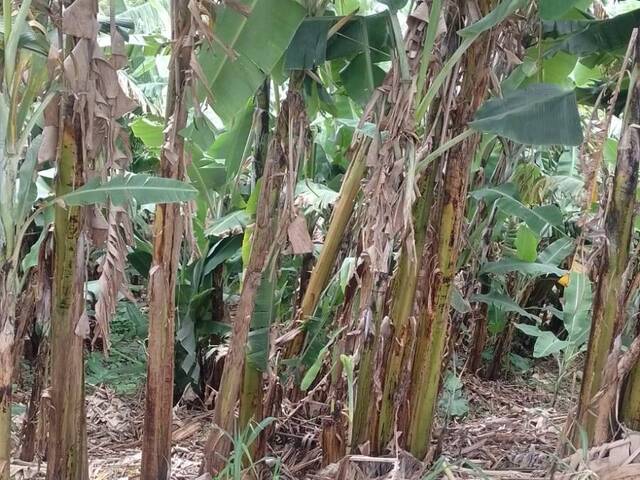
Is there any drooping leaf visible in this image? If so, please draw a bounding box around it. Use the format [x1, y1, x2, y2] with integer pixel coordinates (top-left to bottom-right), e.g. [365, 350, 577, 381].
[300, 344, 329, 391]
[515, 323, 544, 337]
[326, 12, 392, 62]
[471, 184, 565, 235]
[241, 224, 254, 267]
[529, 205, 565, 236]
[296, 180, 339, 212]
[188, 155, 227, 200]
[470, 83, 583, 146]
[286, 13, 392, 69]
[285, 17, 332, 70]
[377, 0, 408, 11]
[181, 115, 217, 153]
[16, 136, 41, 226]
[339, 257, 356, 294]
[537, 51, 578, 87]
[197, 0, 306, 122]
[119, 1, 170, 36]
[539, 0, 586, 20]
[59, 174, 198, 206]
[533, 331, 569, 357]
[472, 292, 539, 321]
[203, 235, 243, 276]
[488, 304, 507, 335]
[205, 210, 252, 238]
[458, 0, 527, 38]
[0, 15, 49, 56]
[21, 209, 52, 272]
[510, 353, 532, 372]
[340, 53, 386, 105]
[543, 8, 640, 56]
[480, 258, 566, 277]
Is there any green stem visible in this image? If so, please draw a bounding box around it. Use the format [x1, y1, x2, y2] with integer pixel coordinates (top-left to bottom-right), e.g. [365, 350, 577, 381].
[376, 164, 437, 452]
[287, 143, 367, 357]
[416, 128, 475, 172]
[583, 62, 640, 445]
[415, 0, 444, 98]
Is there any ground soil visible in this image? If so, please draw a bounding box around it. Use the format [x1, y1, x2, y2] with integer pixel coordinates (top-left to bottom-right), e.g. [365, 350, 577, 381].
[9, 360, 583, 479]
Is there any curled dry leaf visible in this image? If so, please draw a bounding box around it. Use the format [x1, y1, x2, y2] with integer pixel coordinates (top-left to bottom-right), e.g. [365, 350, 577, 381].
[62, 0, 99, 39]
[94, 206, 134, 349]
[288, 214, 314, 255]
[74, 310, 91, 339]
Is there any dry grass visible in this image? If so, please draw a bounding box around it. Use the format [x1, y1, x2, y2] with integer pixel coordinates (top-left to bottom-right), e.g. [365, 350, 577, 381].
[9, 363, 640, 479]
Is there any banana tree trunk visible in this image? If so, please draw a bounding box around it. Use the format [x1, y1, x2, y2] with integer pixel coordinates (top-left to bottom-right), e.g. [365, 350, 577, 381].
[405, 20, 493, 458]
[47, 121, 89, 480]
[376, 165, 437, 451]
[0, 157, 18, 480]
[20, 339, 48, 462]
[0, 289, 15, 480]
[202, 89, 306, 475]
[579, 55, 640, 445]
[239, 78, 275, 442]
[141, 1, 192, 478]
[468, 284, 489, 375]
[287, 143, 367, 357]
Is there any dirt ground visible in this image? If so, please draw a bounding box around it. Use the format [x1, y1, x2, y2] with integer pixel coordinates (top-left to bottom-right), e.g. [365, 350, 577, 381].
[9, 360, 597, 480]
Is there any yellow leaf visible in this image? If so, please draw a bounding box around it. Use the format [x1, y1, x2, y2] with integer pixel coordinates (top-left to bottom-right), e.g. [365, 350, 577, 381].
[558, 274, 570, 287]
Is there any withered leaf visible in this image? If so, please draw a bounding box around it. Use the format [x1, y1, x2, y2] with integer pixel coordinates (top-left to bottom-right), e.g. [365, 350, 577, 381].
[75, 310, 91, 339]
[38, 126, 58, 163]
[62, 0, 99, 39]
[288, 214, 314, 255]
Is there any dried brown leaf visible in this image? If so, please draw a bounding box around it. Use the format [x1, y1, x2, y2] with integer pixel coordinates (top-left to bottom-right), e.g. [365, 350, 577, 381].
[62, 0, 99, 39]
[288, 214, 314, 255]
[93, 207, 134, 349]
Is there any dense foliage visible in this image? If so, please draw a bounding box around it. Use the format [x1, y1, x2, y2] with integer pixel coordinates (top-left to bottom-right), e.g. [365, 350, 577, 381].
[2, 0, 640, 479]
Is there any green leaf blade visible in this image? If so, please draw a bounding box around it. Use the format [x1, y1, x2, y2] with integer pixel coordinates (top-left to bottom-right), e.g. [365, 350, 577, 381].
[470, 83, 583, 146]
[60, 174, 198, 206]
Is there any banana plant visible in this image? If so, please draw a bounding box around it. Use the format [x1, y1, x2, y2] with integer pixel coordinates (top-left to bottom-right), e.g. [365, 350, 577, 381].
[0, 2, 53, 475]
[0, 4, 195, 472]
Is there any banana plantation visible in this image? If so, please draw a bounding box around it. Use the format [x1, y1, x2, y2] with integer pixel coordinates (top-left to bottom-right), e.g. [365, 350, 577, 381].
[4, 0, 640, 478]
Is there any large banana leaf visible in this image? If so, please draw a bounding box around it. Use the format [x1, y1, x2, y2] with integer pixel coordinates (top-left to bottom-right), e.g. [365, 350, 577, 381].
[534, 331, 569, 357]
[458, 0, 527, 38]
[471, 183, 565, 236]
[515, 322, 569, 358]
[470, 83, 583, 146]
[538, 238, 574, 265]
[543, 8, 640, 56]
[59, 174, 197, 206]
[480, 258, 566, 276]
[472, 291, 539, 321]
[285, 12, 392, 70]
[538, 0, 587, 20]
[209, 101, 254, 178]
[202, 235, 243, 276]
[197, 0, 306, 123]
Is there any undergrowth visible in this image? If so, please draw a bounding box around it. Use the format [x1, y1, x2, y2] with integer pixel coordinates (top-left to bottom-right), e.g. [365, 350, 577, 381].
[86, 301, 148, 396]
